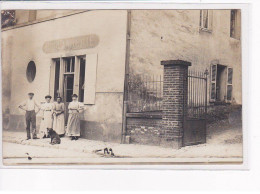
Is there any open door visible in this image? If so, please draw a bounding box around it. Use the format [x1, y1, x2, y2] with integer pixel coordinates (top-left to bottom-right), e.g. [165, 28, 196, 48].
[62, 57, 75, 124]
[63, 74, 74, 124]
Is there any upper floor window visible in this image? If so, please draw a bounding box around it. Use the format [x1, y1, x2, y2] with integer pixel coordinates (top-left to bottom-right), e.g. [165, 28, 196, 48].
[199, 10, 213, 32]
[1, 10, 16, 28]
[230, 10, 241, 40]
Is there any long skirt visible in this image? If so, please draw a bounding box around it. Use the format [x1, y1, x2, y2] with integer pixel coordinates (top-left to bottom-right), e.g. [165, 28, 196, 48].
[53, 113, 65, 135]
[39, 111, 53, 138]
[66, 113, 80, 137]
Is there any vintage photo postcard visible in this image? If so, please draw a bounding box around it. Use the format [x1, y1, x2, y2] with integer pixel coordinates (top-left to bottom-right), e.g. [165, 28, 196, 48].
[1, 7, 245, 166]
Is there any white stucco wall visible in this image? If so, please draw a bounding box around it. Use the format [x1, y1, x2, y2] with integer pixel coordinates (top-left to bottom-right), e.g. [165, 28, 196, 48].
[129, 10, 242, 104]
[2, 10, 127, 127]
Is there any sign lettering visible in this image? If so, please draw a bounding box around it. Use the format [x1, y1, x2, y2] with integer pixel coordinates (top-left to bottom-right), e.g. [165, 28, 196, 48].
[43, 34, 99, 53]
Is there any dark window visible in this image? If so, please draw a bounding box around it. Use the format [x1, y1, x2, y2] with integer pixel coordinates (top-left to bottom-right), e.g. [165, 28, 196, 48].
[230, 10, 236, 38]
[1, 10, 16, 28]
[230, 10, 241, 39]
[26, 61, 36, 83]
[64, 57, 75, 73]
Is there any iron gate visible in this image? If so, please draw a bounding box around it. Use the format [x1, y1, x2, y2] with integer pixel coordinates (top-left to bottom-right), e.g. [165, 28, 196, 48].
[183, 69, 208, 146]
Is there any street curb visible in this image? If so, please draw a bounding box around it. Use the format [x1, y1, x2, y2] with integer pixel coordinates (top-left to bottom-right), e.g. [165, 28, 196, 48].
[3, 136, 128, 158]
[3, 136, 94, 155]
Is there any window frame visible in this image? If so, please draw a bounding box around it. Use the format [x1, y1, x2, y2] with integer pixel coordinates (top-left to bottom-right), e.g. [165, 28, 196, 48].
[26, 61, 37, 83]
[209, 64, 233, 104]
[230, 9, 241, 40]
[50, 54, 97, 105]
[199, 9, 213, 33]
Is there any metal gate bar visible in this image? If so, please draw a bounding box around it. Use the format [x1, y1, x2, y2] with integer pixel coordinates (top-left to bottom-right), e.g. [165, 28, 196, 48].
[183, 69, 208, 146]
[187, 70, 208, 119]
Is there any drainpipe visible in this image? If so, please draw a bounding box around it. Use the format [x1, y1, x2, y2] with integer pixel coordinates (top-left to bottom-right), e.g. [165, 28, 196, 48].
[121, 10, 131, 144]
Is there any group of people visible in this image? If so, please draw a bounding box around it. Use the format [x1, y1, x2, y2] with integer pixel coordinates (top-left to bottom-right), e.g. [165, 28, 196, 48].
[18, 92, 84, 141]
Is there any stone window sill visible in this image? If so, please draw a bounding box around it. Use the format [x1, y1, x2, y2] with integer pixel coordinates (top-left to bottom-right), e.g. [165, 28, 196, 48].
[199, 27, 212, 33]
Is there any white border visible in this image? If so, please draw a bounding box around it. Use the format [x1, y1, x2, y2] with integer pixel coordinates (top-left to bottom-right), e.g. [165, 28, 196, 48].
[0, 1, 249, 170]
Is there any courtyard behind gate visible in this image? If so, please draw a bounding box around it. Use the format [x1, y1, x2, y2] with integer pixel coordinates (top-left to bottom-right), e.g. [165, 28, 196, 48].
[123, 60, 209, 149]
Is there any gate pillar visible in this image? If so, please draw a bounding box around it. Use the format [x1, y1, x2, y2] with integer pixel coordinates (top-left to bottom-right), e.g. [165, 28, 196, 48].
[160, 60, 191, 149]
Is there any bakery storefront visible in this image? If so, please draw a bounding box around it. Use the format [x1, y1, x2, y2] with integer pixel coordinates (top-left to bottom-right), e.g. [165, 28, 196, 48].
[2, 10, 128, 142]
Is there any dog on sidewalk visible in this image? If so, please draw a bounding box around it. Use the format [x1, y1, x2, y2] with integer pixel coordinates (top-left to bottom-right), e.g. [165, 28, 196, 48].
[47, 128, 61, 145]
[94, 147, 115, 157]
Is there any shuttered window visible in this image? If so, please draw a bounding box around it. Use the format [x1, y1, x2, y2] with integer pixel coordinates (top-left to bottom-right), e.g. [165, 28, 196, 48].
[227, 67, 233, 101]
[49, 54, 98, 104]
[84, 53, 98, 105]
[210, 64, 217, 101]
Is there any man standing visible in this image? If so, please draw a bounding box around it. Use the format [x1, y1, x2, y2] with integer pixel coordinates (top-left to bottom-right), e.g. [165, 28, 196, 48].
[18, 92, 41, 140]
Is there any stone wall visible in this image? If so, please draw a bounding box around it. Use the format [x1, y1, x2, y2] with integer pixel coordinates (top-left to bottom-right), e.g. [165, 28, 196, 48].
[129, 10, 242, 105]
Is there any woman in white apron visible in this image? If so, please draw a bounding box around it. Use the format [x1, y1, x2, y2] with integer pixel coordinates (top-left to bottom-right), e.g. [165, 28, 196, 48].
[66, 94, 84, 140]
[39, 95, 54, 138]
[53, 97, 65, 136]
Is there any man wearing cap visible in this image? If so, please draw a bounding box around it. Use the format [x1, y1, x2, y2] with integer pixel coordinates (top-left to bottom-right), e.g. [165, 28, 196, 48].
[18, 92, 41, 140]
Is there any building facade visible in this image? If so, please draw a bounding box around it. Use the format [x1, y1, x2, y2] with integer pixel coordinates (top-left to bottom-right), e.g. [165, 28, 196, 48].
[1, 10, 241, 145]
[2, 10, 127, 142]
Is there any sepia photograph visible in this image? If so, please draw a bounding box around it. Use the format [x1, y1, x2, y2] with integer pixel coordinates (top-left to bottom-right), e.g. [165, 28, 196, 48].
[1, 8, 243, 166]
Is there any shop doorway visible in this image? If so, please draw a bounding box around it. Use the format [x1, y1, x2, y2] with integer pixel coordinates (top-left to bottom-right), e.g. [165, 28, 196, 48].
[63, 74, 74, 123]
[63, 57, 75, 124]
[52, 56, 86, 124]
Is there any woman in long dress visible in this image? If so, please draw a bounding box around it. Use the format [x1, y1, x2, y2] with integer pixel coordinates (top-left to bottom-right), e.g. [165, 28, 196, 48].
[66, 94, 84, 140]
[53, 97, 65, 136]
[39, 95, 54, 138]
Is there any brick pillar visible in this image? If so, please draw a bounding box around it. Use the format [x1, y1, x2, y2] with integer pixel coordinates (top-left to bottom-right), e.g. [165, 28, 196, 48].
[160, 60, 191, 149]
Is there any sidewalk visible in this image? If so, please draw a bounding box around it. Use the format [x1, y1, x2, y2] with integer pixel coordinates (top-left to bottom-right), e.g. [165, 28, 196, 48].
[3, 120, 243, 159]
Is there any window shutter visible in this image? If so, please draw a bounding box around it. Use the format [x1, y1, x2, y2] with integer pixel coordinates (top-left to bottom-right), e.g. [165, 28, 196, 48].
[210, 64, 217, 101]
[49, 62, 55, 97]
[226, 67, 233, 102]
[58, 58, 65, 98]
[203, 10, 208, 28]
[208, 10, 213, 30]
[84, 53, 98, 104]
[73, 56, 80, 96]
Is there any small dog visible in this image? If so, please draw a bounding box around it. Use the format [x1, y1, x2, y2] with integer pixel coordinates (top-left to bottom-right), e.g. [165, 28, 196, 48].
[47, 128, 61, 145]
[94, 148, 115, 157]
